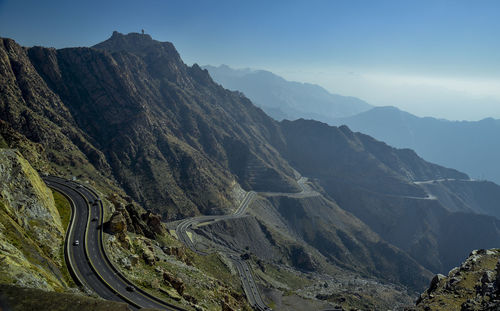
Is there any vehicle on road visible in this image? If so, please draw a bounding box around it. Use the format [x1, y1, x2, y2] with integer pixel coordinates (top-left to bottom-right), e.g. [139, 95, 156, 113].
[73, 240, 79, 246]
[126, 285, 135, 292]
[92, 217, 98, 222]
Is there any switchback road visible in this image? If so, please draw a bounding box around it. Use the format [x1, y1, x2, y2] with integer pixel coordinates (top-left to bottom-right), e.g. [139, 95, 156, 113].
[174, 191, 270, 310]
[174, 176, 316, 311]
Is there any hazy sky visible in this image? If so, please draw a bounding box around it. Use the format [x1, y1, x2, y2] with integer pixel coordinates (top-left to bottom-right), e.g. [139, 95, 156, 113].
[2, 0, 500, 120]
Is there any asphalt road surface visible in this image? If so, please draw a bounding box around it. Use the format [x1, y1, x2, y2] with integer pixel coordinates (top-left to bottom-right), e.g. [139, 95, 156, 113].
[44, 176, 186, 311]
[174, 177, 319, 310]
[174, 190, 270, 310]
[47, 175, 313, 311]
[175, 177, 316, 311]
[258, 177, 319, 198]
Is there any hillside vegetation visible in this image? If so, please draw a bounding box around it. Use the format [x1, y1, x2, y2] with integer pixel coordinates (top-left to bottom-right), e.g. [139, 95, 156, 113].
[2, 32, 500, 310]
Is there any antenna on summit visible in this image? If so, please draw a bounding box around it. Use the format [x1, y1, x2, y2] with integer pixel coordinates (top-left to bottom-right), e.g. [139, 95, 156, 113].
[141, 29, 144, 35]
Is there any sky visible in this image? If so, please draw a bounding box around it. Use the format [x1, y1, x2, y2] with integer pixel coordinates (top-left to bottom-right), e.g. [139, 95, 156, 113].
[1, 0, 500, 120]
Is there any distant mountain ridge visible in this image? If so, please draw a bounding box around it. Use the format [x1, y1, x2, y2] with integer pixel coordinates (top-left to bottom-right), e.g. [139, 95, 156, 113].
[206, 65, 500, 186]
[331, 106, 500, 184]
[203, 64, 372, 122]
[3, 32, 500, 306]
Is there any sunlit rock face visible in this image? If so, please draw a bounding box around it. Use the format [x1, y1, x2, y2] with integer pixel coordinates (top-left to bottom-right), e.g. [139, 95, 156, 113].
[0, 149, 65, 290]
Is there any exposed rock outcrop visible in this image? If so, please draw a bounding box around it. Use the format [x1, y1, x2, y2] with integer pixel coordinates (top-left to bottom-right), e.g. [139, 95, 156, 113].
[108, 197, 165, 239]
[3, 31, 500, 304]
[108, 211, 127, 234]
[289, 245, 317, 272]
[163, 271, 185, 295]
[414, 249, 500, 311]
[0, 149, 66, 291]
[142, 248, 156, 266]
[161, 246, 191, 264]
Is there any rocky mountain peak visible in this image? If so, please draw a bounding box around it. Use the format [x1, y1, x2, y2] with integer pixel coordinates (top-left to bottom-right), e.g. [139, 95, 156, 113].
[93, 31, 180, 60]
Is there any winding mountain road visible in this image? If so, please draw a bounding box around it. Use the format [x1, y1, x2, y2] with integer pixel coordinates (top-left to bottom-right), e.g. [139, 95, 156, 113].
[414, 178, 474, 185]
[44, 176, 186, 311]
[174, 176, 317, 311]
[258, 177, 319, 198]
[174, 191, 271, 310]
[45, 174, 314, 311]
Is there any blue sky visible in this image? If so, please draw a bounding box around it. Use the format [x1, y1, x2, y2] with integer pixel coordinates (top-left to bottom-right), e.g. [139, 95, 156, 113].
[2, 0, 500, 120]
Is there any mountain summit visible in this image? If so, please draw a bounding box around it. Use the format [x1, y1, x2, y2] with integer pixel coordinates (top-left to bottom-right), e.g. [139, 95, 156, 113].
[2, 32, 500, 310]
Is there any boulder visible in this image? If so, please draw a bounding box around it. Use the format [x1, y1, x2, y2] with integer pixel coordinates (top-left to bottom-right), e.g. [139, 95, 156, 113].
[126, 203, 157, 238]
[108, 200, 165, 239]
[163, 271, 185, 295]
[145, 212, 165, 235]
[428, 274, 446, 293]
[162, 246, 191, 264]
[120, 257, 131, 270]
[108, 211, 127, 234]
[163, 246, 184, 258]
[142, 248, 155, 265]
[290, 245, 317, 271]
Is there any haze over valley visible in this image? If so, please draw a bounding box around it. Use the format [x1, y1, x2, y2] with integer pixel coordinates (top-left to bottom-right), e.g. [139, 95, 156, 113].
[1, 1, 500, 311]
[206, 65, 500, 185]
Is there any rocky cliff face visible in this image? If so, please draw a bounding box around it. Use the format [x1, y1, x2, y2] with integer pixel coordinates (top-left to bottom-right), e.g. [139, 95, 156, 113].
[414, 249, 500, 311]
[0, 32, 300, 220]
[197, 193, 433, 290]
[0, 149, 67, 290]
[420, 179, 500, 218]
[2, 32, 500, 306]
[279, 119, 500, 274]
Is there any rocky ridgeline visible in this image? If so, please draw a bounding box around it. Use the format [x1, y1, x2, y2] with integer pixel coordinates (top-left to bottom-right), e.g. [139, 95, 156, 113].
[0, 149, 66, 290]
[414, 249, 500, 311]
[106, 195, 166, 239]
[4, 31, 500, 310]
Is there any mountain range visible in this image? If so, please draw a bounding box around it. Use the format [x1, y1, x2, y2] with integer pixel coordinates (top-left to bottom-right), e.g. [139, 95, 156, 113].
[207, 65, 500, 188]
[331, 106, 500, 184]
[203, 65, 372, 122]
[1, 32, 500, 310]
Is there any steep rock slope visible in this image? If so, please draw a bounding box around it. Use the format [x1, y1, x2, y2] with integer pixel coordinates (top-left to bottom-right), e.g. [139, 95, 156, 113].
[0, 149, 67, 290]
[419, 179, 500, 218]
[0, 37, 117, 194]
[0, 33, 299, 219]
[280, 119, 466, 197]
[258, 194, 432, 289]
[413, 249, 500, 311]
[2, 32, 500, 301]
[333, 106, 500, 184]
[279, 119, 500, 273]
[25, 32, 298, 219]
